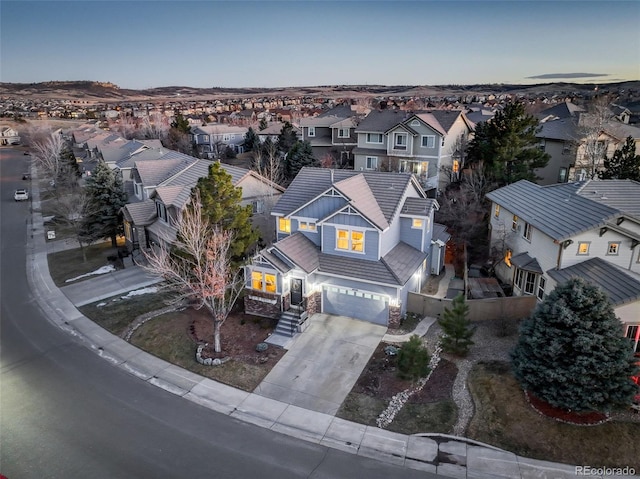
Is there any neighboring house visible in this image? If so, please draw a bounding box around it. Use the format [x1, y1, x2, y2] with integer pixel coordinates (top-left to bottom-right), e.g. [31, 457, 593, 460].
[121, 154, 284, 254]
[534, 102, 640, 185]
[244, 167, 448, 328]
[352, 109, 472, 195]
[486, 179, 640, 353]
[256, 122, 302, 144]
[1, 126, 20, 145]
[191, 124, 249, 158]
[299, 105, 360, 167]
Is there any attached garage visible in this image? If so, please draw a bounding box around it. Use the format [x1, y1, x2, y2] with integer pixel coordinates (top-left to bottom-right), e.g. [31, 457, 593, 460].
[322, 286, 390, 325]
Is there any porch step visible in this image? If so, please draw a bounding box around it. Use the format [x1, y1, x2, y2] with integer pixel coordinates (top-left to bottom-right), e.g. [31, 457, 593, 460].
[273, 310, 308, 337]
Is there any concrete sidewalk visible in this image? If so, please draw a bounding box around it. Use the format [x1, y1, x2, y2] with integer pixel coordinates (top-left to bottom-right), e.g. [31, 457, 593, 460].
[24, 171, 639, 479]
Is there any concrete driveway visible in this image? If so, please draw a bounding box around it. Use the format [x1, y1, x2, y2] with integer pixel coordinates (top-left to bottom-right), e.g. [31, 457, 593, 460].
[254, 313, 386, 416]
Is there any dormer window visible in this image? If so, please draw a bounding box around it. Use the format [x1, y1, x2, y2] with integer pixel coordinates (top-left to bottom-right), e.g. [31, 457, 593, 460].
[278, 217, 291, 233]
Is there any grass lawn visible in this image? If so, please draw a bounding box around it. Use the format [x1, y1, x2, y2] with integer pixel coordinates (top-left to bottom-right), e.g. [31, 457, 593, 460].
[467, 361, 640, 469]
[48, 242, 118, 286]
[79, 290, 171, 337]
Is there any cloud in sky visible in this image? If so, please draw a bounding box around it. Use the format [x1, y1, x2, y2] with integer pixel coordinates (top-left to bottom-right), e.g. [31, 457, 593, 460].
[527, 73, 610, 80]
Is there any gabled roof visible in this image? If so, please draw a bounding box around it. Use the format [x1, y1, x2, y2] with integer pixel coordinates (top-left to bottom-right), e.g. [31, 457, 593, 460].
[273, 167, 418, 227]
[354, 109, 407, 133]
[381, 241, 428, 285]
[300, 105, 357, 128]
[547, 257, 640, 307]
[154, 185, 188, 208]
[135, 157, 195, 187]
[536, 102, 584, 121]
[486, 180, 619, 241]
[535, 118, 577, 141]
[122, 200, 156, 226]
[511, 252, 543, 274]
[401, 197, 438, 216]
[408, 113, 447, 137]
[576, 180, 640, 219]
[333, 174, 388, 230]
[272, 233, 319, 274]
[428, 110, 471, 134]
[432, 223, 451, 244]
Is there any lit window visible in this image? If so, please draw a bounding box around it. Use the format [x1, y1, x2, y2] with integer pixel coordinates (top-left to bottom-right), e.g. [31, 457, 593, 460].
[577, 242, 590, 255]
[523, 222, 532, 241]
[511, 215, 518, 231]
[337, 229, 349, 250]
[308, 127, 315, 137]
[607, 242, 620, 255]
[504, 249, 512, 267]
[336, 229, 364, 252]
[299, 221, 316, 232]
[452, 160, 460, 173]
[351, 231, 364, 252]
[537, 276, 546, 300]
[494, 204, 500, 218]
[265, 274, 276, 293]
[412, 218, 423, 229]
[421, 135, 435, 148]
[278, 217, 291, 233]
[251, 271, 263, 290]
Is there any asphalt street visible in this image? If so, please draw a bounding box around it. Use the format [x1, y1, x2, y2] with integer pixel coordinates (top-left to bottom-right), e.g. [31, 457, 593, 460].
[0, 147, 435, 479]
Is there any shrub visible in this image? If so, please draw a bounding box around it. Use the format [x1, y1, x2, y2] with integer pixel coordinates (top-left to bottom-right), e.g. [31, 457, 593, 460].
[397, 335, 430, 381]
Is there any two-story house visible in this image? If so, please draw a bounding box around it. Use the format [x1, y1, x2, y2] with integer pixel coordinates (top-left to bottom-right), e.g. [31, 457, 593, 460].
[299, 105, 359, 167]
[121, 154, 284, 254]
[352, 110, 472, 195]
[487, 179, 640, 353]
[1, 126, 20, 145]
[191, 124, 249, 158]
[244, 167, 448, 328]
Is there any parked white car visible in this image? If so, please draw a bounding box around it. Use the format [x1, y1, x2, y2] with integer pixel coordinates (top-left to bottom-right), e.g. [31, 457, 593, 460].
[14, 189, 29, 201]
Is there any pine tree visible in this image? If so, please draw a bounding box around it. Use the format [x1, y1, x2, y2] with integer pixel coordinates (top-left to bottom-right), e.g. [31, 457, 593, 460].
[243, 127, 260, 152]
[194, 162, 258, 264]
[598, 136, 640, 181]
[397, 335, 431, 381]
[511, 278, 639, 413]
[259, 117, 268, 131]
[467, 101, 549, 186]
[277, 121, 298, 155]
[170, 109, 191, 134]
[284, 140, 318, 180]
[80, 160, 128, 247]
[439, 293, 474, 355]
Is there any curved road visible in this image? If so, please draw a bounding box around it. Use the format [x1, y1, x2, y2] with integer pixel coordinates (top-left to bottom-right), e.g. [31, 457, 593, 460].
[0, 148, 435, 479]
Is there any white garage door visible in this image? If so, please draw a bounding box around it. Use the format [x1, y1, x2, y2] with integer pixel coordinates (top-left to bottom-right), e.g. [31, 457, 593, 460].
[322, 286, 389, 325]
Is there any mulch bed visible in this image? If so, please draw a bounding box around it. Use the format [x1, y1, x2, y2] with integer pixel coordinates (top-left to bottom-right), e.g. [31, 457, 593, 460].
[187, 306, 286, 363]
[526, 391, 609, 425]
[352, 343, 457, 402]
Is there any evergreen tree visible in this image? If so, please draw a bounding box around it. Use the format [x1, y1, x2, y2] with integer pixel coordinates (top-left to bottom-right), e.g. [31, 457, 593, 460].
[277, 121, 298, 155]
[511, 278, 639, 413]
[397, 335, 431, 381]
[467, 102, 549, 186]
[439, 293, 474, 355]
[243, 126, 260, 152]
[598, 136, 640, 181]
[80, 160, 128, 247]
[194, 162, 258, 263]
[284, 140, 318, 180]
[258, 117, 268, 131]
[170, 109, 191, 134]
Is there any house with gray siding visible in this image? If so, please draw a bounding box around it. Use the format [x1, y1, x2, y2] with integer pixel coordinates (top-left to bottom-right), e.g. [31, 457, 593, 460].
[352, 109, 472, 195]
[191, 124, 249, 158]
[487, 179, 640, 353]
[244, 167, 447, 329]
[299, 105, 359, 167]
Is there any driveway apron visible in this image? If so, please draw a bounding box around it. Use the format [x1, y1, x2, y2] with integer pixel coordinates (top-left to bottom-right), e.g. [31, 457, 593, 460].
[254, 313, 386, 416]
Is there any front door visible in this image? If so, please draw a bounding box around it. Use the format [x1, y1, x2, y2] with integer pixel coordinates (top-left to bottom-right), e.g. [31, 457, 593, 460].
[290, 278, 303, 306]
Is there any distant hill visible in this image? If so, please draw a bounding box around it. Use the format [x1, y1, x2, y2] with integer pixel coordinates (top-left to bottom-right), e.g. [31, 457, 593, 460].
[1, 80, 638, 102]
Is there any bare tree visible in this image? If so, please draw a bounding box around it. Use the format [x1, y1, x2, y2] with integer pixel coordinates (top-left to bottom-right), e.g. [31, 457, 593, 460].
[29, 126, 65, 180]
[140, 111, 170, 141]
[574, 95, 613, 180]
[108, 115, 139, 140]
[48, 186, 94, 262]
[142, 192, 243, 353]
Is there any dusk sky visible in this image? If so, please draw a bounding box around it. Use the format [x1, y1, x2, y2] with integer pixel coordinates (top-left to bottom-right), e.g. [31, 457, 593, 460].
[1, 1, 638, 89]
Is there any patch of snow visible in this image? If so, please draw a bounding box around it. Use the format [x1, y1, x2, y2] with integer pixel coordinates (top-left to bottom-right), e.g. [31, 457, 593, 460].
[96, 302, 107, 307]
[65, 265, 115, 283]
[121, 287, 158, 299]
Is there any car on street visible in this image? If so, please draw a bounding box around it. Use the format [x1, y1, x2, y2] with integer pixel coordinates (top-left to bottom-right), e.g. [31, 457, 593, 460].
[23, 172, 31, 180]
[14, 189, 29, 201]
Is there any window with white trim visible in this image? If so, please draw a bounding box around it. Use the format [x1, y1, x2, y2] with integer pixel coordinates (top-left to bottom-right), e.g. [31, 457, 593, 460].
[336, 229, 364, 252]
[494, 204, 500, 218]
[511, 215, 518, 231]
[298, 220, 317, 232]
[366, 133, 383, 144]
[223, 134, 231, 141]
[365, 156, 378, 170]
[394, 133, 407, 150]
[607, 242, 620, 255]
[156, 202, 167, 222]
[337, 128, 349, 138]
[626, 325, 640, 353]
[251, 271, 277, 293]
[421, 135, 435, 148]
[577, 242, 590, 255]
[252, 200, 264, 214]
[537, 276, 546, 300]
[278, 217, 291, 233]
[523, 222, 532, 241]
[412, 218, 423, 229]
[524, 271, 536, 295]
[308, 127, 315, 137]
[514, 268, 524, 289]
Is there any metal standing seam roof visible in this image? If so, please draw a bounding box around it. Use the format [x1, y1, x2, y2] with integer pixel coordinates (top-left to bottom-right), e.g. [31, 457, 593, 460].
[576, 179, 640, 219]
[485, 180, 620, 241]
[547, 257, 640, 306]
[272, 167, 416, 226]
